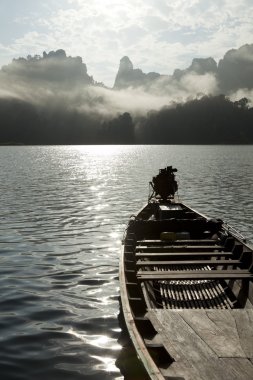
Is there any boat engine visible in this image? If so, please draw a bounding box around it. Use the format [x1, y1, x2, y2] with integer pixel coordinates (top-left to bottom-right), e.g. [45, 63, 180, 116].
[151, 166, 178, 200]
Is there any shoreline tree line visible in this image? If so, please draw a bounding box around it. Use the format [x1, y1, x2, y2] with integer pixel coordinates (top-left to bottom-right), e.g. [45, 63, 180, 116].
[0, 95, 252, 145]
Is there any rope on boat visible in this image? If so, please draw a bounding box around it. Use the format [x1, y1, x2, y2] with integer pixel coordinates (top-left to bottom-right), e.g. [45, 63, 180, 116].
[222, 222, 247, 242]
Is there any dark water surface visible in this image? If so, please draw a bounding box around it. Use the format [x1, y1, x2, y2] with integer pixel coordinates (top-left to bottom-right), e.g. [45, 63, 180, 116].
[0, 145, 252, 379]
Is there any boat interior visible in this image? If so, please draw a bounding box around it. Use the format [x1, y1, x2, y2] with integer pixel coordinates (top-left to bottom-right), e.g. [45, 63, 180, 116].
[121, 168, 253, 379]
[125, 202, 253, 311]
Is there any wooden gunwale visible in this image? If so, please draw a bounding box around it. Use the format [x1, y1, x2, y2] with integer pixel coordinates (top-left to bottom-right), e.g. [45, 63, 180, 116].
[119, 204, 166, 380]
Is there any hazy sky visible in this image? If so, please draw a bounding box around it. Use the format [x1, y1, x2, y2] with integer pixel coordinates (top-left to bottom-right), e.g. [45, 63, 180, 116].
[0, 0, 252, 86]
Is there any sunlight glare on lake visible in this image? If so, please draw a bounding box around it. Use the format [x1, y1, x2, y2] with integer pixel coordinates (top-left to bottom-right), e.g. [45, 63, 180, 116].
[67, 329, 121, 350]
[75, 145, 131, 157]
[91, 355, 121, 374]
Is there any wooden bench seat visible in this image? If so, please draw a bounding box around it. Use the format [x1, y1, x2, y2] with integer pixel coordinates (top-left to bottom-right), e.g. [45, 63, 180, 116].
[136, 251, 232, 258]
[136, 245, 224, 252]
[137, 239, 219, 245]
[136, 259, 241, 267]
[137, 269, 253, 281]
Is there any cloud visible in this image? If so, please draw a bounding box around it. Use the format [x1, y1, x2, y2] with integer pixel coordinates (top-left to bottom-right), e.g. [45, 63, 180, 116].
[179, 72, 219, 95]
[230, 88, 253, 106]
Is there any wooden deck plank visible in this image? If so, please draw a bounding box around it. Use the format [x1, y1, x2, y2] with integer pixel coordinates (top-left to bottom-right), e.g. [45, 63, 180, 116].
[232, 310, 253, 358]
[219, 358, 253, 380]
[160, 357, 204, 380]
[148, 310, 216, 379]
[148, 309, 253, 380]
[166, 358, 253, 380]
[136, 259, 241, 266]
[177, 310, 245, 357]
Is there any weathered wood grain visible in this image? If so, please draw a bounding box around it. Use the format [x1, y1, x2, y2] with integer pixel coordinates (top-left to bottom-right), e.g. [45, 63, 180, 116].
[177, 310, 245, 357]
[232, 309, 253, 358]
[148, 309, 253, 380]
[219, 358, 253, 380]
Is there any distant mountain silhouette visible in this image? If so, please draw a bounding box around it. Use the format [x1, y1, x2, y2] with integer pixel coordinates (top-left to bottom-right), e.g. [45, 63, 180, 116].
[172, 57, 218, 80]
[2, 44, 253, 94]
[0, 45, 253, 145]
[218, 44, 253, 93]
[114, 44, 253, 95]
[1, 49, 103, 87]
[114, 56, 160, 89]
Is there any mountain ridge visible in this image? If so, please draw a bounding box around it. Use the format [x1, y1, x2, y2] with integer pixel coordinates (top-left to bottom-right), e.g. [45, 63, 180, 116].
[113, 43, 253, 94]
[0, 43, 253, 145]
[1, 43, 253, 95]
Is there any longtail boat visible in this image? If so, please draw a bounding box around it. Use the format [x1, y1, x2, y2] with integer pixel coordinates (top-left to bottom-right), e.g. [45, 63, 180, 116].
[119, 166, 253, 380]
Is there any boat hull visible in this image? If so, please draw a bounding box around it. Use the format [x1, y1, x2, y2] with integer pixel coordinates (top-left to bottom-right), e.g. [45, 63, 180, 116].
[119, 200, 253, 380]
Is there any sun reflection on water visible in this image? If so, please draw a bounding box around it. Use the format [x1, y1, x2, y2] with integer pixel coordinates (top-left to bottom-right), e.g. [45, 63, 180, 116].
[91, 355, 121, 374]
[67, 328, 121, 350]
[110, 232, 120, 239]
[75, 145, 131, 157]
[66, 328, 122, 376]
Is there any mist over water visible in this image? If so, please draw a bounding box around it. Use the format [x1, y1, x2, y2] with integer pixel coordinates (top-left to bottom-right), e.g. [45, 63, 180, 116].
[0, 145, 252, 379]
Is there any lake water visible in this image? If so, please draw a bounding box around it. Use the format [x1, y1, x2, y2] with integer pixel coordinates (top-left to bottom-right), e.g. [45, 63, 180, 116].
[0, 145, 252, 380]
